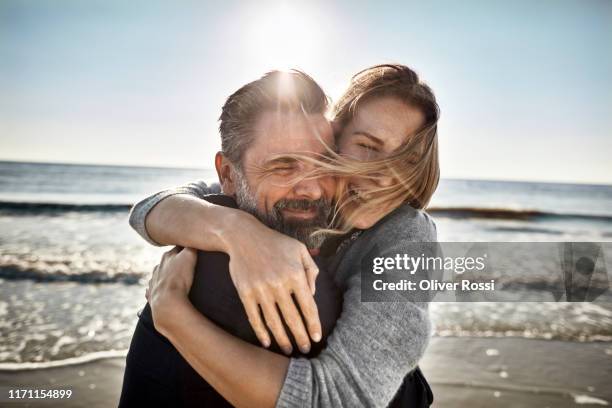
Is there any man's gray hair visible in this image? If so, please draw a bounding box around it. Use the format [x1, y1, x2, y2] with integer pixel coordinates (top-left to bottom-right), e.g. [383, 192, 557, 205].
[218, 70, 329, 169]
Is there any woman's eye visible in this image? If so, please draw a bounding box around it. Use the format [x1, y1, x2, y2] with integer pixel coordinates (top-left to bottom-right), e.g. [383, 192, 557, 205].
[273, 167, 295, 174]
[357, 143, 378, 152]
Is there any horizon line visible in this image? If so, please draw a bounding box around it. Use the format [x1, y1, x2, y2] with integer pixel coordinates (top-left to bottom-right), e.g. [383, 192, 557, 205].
[1, 158, 611, 188]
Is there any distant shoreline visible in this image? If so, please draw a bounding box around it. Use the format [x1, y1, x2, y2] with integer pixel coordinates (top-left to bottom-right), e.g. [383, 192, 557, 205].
[1, 159, 611, 187]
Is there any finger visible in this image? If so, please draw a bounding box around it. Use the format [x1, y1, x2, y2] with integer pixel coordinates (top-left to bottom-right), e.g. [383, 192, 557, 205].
[293, 283, 322, 343]
[238, 293, 271, 348]
[259, 297, 293, 355]
[302, 250, 319, 295]
[275, 290, 311, 354]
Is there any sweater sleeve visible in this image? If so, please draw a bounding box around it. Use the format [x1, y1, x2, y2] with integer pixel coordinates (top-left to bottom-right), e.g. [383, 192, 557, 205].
[276, 210, 437, 408]
[128, 180, 221, 246]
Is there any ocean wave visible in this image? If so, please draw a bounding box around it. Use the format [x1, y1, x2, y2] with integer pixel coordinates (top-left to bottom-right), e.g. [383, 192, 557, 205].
[1, 331, 611, 368]
[0, 350, 127, 371]
[432, 330, 612, 343]
[0, 264, 144, 285]
[0, 201, 131, 214]
[488, 226, 564, 235]
[428, 207, 612, 222]
[2, 200, 612, 222]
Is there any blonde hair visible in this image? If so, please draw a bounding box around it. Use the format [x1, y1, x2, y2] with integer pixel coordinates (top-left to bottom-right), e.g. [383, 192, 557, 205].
[254, 64, 440, 233]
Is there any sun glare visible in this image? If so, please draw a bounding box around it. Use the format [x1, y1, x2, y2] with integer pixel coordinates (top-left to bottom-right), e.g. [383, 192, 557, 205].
[247, 3, 322, 70]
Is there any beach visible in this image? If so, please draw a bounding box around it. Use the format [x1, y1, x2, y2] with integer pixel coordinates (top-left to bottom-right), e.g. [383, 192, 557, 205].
[425, 337, 611, 407]
[2, 337, 610, 407]
[1, 162, 612, 406]
[3, 0, 612, 404]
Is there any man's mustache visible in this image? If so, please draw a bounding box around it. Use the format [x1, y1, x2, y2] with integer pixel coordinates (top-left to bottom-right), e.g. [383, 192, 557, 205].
[274, 198, 330, 214]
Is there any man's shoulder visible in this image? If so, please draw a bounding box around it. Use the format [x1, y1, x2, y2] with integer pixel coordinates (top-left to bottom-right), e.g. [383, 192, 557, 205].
[200, 193, 237, 208]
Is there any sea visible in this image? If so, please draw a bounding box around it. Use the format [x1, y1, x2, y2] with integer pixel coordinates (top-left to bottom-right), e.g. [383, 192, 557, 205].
[1, 160, 611, 368]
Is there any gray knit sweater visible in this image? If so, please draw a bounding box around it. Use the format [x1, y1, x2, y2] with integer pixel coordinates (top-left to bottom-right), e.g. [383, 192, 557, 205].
[129, 181, 435, 408]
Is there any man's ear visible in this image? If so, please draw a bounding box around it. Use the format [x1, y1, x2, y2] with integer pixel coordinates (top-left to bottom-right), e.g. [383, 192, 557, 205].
[215, 152, 237, 196]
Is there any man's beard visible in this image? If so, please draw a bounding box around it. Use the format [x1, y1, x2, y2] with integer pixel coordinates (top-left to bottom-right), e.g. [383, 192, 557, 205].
[234, 171, 331, 249]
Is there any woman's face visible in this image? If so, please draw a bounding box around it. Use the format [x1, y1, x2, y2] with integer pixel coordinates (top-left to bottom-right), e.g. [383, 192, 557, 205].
[336, 96, 425, 229]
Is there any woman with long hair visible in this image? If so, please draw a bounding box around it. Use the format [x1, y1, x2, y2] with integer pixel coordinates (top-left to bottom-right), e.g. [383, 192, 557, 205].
[131, 64, 439, 407]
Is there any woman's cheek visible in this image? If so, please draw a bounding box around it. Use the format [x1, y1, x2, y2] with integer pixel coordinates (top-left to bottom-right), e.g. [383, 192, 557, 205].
[338, 143, 362, 160]
[353, 212, 377, 229]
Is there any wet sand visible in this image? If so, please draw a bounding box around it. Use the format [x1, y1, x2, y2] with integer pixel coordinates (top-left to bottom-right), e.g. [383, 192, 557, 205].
[1, 337, 610, 407]
[0, 357, 125, 407]
[422, 337, 611, 407]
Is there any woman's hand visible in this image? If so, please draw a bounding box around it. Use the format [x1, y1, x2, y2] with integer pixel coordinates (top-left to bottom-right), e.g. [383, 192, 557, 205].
[146, 246, 198, 337]
[223, 212, 322, 355]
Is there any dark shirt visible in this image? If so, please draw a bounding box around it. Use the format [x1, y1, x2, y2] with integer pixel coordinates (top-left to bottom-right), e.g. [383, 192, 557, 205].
[118, 195, 343, 407]
[119, 195, 432, 407]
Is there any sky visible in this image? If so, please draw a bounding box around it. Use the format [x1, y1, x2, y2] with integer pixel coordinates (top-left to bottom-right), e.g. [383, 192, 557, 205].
[1, 0, 611, 184]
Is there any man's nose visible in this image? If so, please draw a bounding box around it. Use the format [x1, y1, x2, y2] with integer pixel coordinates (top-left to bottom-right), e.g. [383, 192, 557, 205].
[293, 177, 324, 200]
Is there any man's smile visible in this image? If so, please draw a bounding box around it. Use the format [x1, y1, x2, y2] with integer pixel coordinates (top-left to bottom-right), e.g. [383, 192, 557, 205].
[281, 207, 318, 220]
